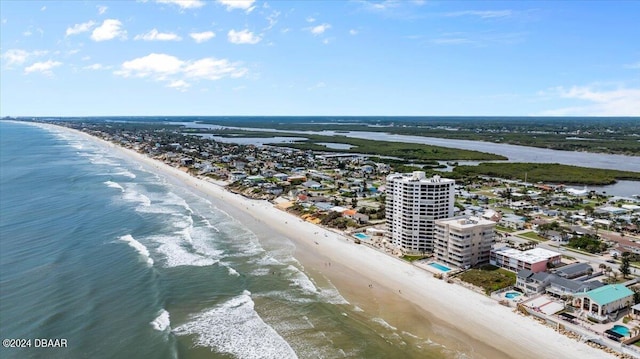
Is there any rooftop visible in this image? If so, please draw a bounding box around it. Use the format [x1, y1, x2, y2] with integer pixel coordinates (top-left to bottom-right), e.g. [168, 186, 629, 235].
[436, 216, 495, 229]
[575, 284, 634, 305]
[493, 247, 560, 264]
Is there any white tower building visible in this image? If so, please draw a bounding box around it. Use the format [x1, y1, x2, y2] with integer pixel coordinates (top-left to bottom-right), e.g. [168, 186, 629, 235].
[385, 171, 455, 254]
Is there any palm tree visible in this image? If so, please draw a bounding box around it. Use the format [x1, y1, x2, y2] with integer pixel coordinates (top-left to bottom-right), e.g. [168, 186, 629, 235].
[599, 263, 606, 274]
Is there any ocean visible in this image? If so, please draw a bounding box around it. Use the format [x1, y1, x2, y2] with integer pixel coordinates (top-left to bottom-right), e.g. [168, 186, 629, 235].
[0, 121, 454, 358]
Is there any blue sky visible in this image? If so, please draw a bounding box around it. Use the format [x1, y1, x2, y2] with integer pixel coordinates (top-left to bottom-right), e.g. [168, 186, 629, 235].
[1, 0, 639, 117]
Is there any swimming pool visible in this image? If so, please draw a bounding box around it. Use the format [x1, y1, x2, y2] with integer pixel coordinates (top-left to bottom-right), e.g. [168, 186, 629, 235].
[429, 262, 452, 272]
[611, 325, 630, 336]
[353, 233, 370, 240]
[505, 292, 522, 299]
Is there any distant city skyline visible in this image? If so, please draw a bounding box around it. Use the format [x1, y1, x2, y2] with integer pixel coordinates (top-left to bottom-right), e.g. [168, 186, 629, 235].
[1, 0, 639, 117]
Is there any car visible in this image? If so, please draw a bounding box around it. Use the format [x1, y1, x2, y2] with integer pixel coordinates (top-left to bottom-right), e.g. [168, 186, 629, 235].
[606, 259, 616, 263]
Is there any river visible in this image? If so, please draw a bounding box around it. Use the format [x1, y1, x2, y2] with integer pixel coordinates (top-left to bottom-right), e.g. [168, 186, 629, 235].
[175, 122, 640, 198]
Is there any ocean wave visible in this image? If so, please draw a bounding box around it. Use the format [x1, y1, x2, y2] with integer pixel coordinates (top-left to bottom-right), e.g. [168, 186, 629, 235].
[122, 188, 152, 207]
[104, 181, 125, 192]
[173, 291, 297, 359]
[114, 169, 136, 179]
[253, 291, 315, 304]
[165, 192, 194, 213]
[150, 309, 171, 332]
[89, 156, 119, 167]
[119, 234, 153, 266]
[152, 235, 217, 268]
[372, 317, 397, 331]
[227, 266, 240, 277]
[285, 265, 319, 293]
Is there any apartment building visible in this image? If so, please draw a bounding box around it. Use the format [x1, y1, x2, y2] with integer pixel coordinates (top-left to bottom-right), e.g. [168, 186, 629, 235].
[434, 216, 496, 268]
[385, 171, 455, 254]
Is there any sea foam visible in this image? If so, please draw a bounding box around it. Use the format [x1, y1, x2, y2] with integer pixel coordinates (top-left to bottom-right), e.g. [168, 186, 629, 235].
[150, 309, 171, 332]
[119, 234, 153, 266]
[173, 291, 298, 359]
[152, 235, 217, 268]
[104, 181, 125, 192]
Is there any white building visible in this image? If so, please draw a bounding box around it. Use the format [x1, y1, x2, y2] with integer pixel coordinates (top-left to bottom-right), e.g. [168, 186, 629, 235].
[490, 247, 561, 273]
[434, 216, 496, 268]
[385, 171, 455, 254]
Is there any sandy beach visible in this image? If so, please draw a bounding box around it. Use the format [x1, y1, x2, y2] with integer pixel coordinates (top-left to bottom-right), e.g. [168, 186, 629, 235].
[48, 123, 613, 359]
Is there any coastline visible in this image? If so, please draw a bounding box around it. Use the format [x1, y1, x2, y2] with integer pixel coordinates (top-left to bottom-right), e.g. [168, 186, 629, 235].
[34, 122, 614, 359]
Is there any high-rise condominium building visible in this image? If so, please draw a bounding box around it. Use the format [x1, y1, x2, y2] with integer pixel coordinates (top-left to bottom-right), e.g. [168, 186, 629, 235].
[434, 216, 496, 269]
[385, 171, 455, 254]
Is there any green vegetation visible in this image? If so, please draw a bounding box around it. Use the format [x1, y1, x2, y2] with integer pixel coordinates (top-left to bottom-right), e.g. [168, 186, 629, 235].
[566, 234, 608, 254]
[620, 253, 631, 279]
[451, 162, 640, 185]
[184, 116, 640, 156]
[458, 265, 516, 294]
[519, 231, 546, 242]
[208, 129, 507, 161]
[401, 255, 428, 262]
[496, 225, 515, 233]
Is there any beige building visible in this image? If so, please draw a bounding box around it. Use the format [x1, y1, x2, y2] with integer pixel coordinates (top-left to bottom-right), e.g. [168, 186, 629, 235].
[434, 216, 496, 268]
[385, 172, 455, 254]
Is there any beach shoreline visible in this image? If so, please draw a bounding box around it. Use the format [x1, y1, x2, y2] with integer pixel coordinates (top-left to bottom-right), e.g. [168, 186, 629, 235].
[34, 121, 614, 359]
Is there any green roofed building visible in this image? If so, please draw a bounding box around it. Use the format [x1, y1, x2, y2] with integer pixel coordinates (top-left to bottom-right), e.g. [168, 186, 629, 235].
[573, 284, 634, 322]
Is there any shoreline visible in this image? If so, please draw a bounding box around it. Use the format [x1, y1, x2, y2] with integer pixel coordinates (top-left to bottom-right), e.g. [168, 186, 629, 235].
[29, 121, 614, 358]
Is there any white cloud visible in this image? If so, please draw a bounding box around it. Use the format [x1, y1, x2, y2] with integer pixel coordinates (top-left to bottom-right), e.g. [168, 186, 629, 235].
[24, 60, 62, 75]
[184, 58, 248, 80]
[2, 49, 29, 66]
[98, 5, 108, 15]
[91, 19, 126, 41]
[83, 63, 111, 70]
[541, 85, 640, 116]
[228, 29, 261, 44]
[306, 17, 316, 23]
[309, 23, 331, 35]
[2, 49, 48, 67]
[66, 20, 96, 36]
[349, 29, 358, 35]
[167, 79, 190, 91]
[40, 6, 46, 11]
[135, 29, 182, 41]
[115, 53, 248, 90]
[217, 0, 255, 12]
[444, 10, 513, 18]
[189, 31, 215, 43]
[359, 0, 401, 12]
[156, 0, 205, 9]
[264, 11, 280, 30]
[116, 53, 184, 79]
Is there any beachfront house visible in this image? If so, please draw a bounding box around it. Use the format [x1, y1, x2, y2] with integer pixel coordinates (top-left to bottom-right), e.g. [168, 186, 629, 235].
[632, 303, 640, 320]
[490, 247, 561, 273]
[572, 284, 634, 322]
[515, 270, 603, 297]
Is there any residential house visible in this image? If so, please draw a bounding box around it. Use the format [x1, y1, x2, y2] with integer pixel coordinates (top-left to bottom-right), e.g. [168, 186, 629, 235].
[573, 284, 635, 322]
[552, 262, 593, 279]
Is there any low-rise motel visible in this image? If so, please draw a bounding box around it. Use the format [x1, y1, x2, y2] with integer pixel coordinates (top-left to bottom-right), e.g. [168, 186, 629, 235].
[489, 247, 561, 273]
